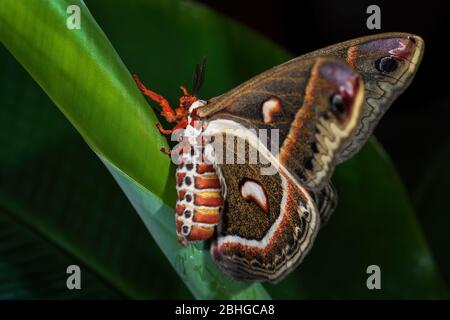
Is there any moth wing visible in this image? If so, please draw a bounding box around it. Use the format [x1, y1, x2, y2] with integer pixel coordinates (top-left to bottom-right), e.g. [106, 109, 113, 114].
[318, 33, 424, 163]
[201, 57, 365, 190]
[203, 122, 320, 283]
[311, 182, 337, 227]
[200, 33, 424, 165]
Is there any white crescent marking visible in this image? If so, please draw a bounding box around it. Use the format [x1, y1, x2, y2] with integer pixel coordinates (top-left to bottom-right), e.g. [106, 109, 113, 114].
[262, 97, 282, 124]
[240, 180, 268, 213]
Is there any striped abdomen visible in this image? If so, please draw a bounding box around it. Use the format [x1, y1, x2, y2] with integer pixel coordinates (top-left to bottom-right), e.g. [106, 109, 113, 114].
[175, 161, 223, 245]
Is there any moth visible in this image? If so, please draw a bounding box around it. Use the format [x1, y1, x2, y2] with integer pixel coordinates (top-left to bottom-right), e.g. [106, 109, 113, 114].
[134, 33, 424, 283]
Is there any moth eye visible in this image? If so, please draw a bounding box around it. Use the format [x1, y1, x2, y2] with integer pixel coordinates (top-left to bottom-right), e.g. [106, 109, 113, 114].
[181, 100, 190, 108]
[330, 94, 346, 115]
[375, 56, 398, 73]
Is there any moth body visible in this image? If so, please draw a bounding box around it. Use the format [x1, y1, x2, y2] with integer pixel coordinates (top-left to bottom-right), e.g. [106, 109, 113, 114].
[175, 100, 224, 245]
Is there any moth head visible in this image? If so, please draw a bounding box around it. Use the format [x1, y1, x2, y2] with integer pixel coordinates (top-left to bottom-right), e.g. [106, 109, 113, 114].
[179, 92, 198, 111]
[345, 33, 424, 102]
[307, 57, 364, 132]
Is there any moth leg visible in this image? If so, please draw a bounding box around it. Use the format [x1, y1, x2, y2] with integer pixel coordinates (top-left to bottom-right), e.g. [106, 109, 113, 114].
[160, 147, 172, 155]
[133, 74, 177, 123]
[156, 115, 188, 136]
[172, 117, 188, 131]
[180, 85, 190, 97]
[160, 141, 186, 155]
[156, 123, 173, 135]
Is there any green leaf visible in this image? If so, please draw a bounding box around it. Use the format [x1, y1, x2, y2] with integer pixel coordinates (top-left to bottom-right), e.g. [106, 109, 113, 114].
[0, 207, 120, 299]
[0, 0, 447, 299]
[0, 45, 190, 299]
[415, 137, 450, 288]
[267, 140, 449, 299]
[0, 0, 272, 299]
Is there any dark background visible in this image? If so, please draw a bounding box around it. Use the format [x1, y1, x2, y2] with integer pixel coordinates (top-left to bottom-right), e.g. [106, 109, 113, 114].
[198, 0, 450, 202]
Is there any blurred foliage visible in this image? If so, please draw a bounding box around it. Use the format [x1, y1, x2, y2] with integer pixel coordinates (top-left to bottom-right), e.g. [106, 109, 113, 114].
[0, 44, 190, 299]
[415, 136, 450, 288]
[269, 142, 449, 298]
[0, 0, 448, 299]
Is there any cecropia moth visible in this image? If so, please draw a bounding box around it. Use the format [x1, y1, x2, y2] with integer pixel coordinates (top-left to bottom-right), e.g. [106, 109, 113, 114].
[134, 32, 424, 283]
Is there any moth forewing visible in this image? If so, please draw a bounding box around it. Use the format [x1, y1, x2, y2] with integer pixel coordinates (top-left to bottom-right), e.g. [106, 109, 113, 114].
[313, 33, 425, 162]
[278, 57, 365, 191]
[199, 33, 424, 165]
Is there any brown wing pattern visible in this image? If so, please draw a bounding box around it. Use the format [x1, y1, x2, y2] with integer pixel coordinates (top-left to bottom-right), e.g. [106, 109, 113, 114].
[200, 33, 424, 165]
[202, 57, 365, 191]
[311, 182, 338, 227]
[191, 33, 424, 283]
[204, 130, 319, 282]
